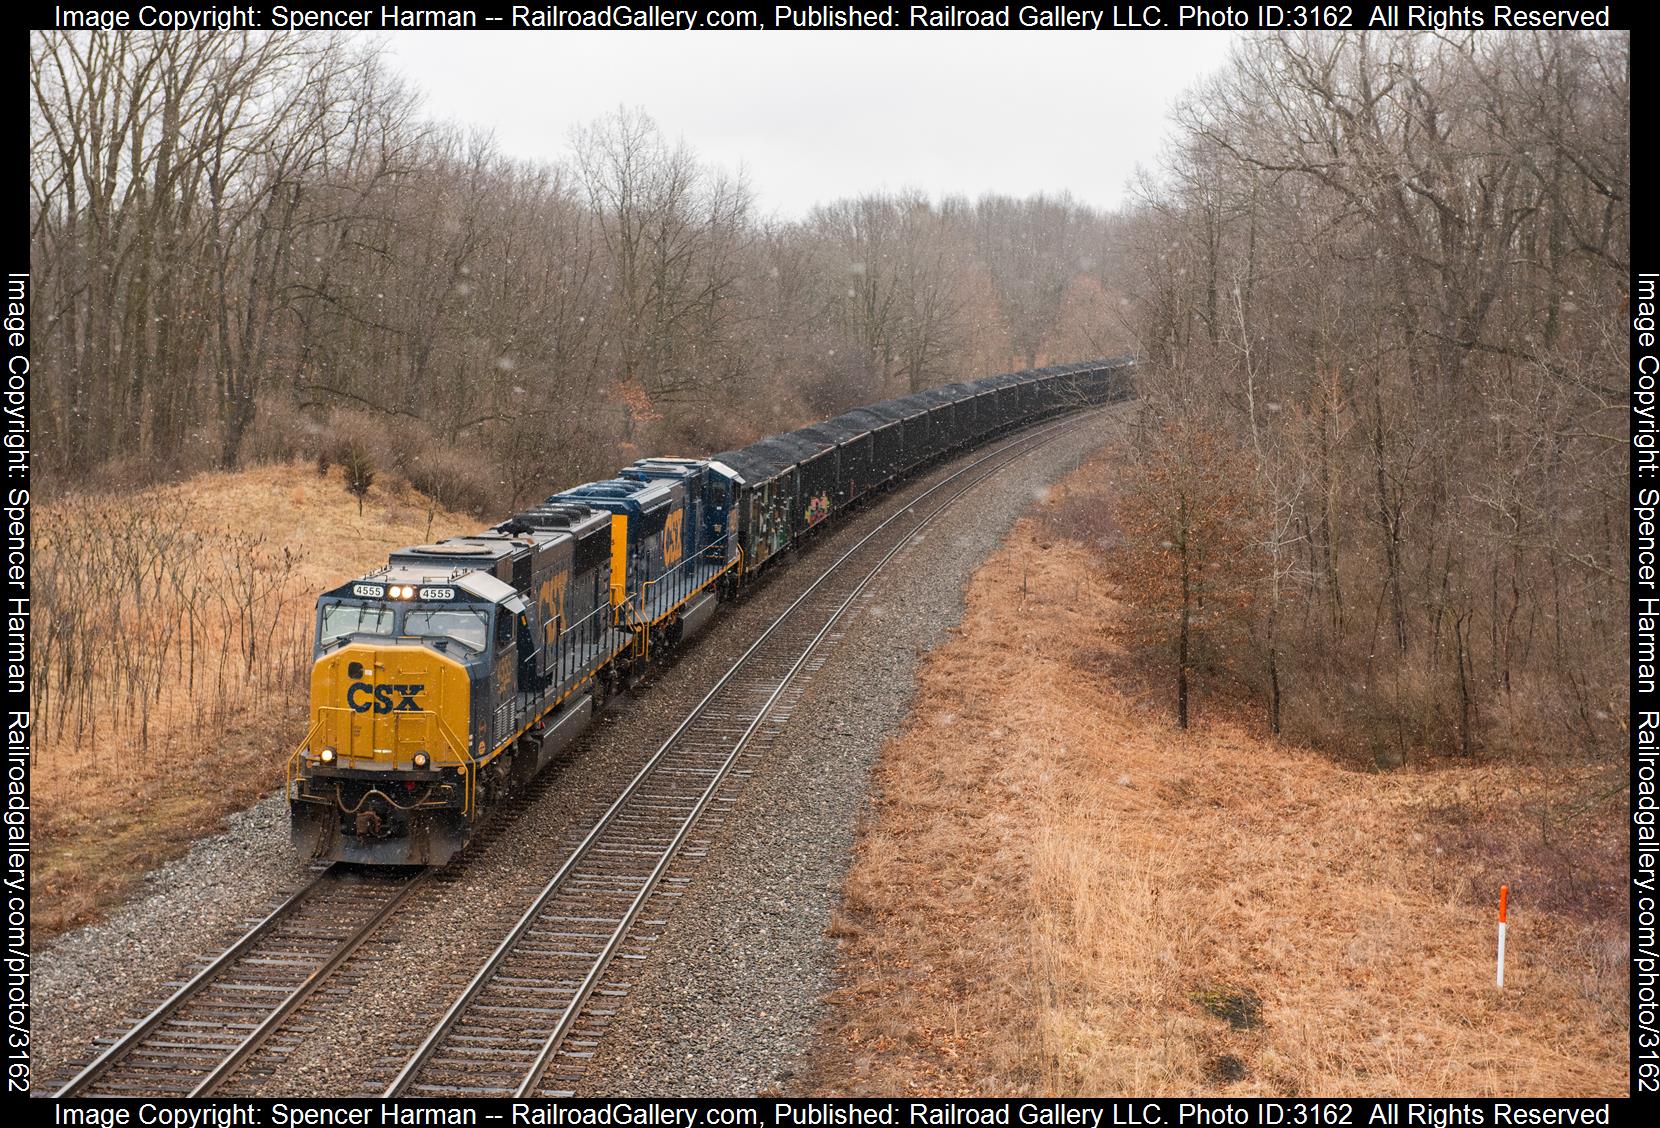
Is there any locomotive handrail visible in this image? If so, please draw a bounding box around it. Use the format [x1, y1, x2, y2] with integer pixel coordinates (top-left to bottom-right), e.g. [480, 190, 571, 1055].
[285, 718, 324, 794]
[638, 531, 738, 625]
[287, 709, 477, 814]
[611, 592, 646, 632]
[548, 599, 616, 686]
[428, 710, 477, 815]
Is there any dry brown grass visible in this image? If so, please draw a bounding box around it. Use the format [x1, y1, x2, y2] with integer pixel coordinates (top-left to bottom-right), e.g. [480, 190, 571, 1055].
[800, 513, 1627, 1096]
[31, 462, 472, 937]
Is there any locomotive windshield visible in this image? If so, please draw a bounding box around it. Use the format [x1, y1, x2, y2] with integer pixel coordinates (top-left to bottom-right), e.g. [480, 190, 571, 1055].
[405, 608, 490, 652]
[320, 603, 394, 645]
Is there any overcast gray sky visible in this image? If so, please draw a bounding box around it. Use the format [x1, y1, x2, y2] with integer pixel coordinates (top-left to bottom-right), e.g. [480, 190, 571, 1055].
[383, 31, 1240, 219]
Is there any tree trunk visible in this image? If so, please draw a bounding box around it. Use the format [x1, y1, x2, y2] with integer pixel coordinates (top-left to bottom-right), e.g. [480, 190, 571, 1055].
[1177, 496, 1191, 729]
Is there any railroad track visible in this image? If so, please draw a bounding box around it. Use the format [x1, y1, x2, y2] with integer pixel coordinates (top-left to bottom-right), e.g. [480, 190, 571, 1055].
[55, 865, 428, 1098]
[51, 410, 1094, 1099]
[383, 411, 1096, 1099]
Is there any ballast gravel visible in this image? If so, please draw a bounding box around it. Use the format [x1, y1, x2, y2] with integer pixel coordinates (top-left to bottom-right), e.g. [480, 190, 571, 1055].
[579, 414, 1124, 1096]
[27, 410, 1125, 1097]
[29, 796, 317, 1094]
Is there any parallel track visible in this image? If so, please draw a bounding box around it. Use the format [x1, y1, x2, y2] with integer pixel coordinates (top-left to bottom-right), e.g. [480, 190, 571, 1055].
[384, 412, 1095, 1098]
[54, 409, 1098, 1099]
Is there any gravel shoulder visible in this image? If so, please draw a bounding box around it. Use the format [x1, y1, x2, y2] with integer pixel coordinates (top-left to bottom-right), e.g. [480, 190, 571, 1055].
[579, 411, 1125, 1096]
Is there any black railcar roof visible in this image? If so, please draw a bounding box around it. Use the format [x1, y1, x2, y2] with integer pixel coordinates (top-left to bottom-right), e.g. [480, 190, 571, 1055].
[861, 398, 925, 423]
[889, 392, 933, 412]
[825, 407, 896, 433]
[753, 434, 826, 464]
[713, 444, 794, 482]
[792, 420, 858, 445]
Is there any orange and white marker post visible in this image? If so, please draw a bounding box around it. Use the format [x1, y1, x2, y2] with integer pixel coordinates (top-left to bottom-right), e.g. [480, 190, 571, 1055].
[1496, 885, 1509, 988]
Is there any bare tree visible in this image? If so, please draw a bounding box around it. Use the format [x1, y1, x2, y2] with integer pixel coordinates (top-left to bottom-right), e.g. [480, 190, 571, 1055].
[1121, 29, 1628, 759]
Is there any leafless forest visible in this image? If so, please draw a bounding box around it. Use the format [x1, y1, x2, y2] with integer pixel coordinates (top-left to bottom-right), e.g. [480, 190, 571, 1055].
[1109, 31, 1628, 761]
[29, 28, 1629, 768]
[26, 28, 1133, 783]
[29, 30, 1131, 505]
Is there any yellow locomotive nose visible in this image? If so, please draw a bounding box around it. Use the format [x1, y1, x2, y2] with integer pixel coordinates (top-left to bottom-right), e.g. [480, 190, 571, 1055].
[307, 643, 473, 770]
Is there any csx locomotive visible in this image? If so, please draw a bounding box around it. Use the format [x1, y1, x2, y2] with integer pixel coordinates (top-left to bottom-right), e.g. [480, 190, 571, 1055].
[289, 359, 1133, 863]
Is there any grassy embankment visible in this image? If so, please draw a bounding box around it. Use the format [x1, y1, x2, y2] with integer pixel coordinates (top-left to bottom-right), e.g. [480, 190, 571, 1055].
[32, 464, 471, 937]
[803, 456, 1627, 1096]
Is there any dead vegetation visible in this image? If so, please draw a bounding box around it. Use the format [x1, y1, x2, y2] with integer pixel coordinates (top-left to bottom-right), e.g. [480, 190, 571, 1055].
[32, 30, 1135, 500]
[1124, 32, 1628, 764]
[802, 479, 1626, 1096]
[30, 462, 471, 937]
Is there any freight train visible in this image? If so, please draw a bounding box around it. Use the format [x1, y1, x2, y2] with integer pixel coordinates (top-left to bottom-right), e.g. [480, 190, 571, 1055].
[288, 359, 1134, 864]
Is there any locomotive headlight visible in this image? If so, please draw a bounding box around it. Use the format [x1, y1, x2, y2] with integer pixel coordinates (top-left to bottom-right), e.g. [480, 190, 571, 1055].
[413, 751, 430, 769]
[319, 747, 336, 764]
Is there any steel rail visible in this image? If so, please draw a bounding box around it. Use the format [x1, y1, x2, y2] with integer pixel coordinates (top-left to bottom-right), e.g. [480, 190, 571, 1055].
[189, 870, 430, 1096]
[56, 868, 333, 1097]
[56, 866, 424, 1098]
[384, 409, 1096, 1098]
[511, 412, 1093, 1096]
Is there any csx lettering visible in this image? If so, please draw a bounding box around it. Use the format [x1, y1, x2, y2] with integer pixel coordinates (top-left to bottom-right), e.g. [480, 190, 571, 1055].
[539, 570, 570, 646]
[346, 682, 425, 713]
[663, 510, 684, 567]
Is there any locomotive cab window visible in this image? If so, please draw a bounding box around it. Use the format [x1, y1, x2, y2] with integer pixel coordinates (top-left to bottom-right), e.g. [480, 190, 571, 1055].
[319, 603, 394, 646]
[405, 608, 490, 652]
[495, 608, 515, 648]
